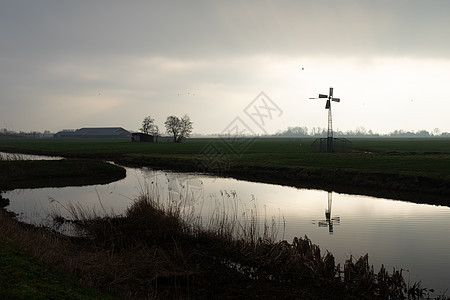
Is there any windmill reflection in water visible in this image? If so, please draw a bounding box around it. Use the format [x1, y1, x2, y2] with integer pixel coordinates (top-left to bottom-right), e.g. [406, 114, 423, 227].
[315, 192, 340, 234]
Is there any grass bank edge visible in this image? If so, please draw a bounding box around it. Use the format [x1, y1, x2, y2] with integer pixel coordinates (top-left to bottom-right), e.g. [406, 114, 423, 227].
[115, 154, 450, 206]
[0, 159, 126, 190]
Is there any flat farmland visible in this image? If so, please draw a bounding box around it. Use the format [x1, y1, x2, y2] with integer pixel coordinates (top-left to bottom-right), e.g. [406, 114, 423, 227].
[1, 137, 449, 175]
[1, 137, 449, 203]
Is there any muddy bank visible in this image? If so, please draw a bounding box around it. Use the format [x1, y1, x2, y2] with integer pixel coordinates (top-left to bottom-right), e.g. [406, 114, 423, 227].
[115, 155, 450, 207]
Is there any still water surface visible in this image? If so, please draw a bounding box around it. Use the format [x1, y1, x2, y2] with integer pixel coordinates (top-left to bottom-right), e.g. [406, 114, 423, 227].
[3, 165, 450, 293]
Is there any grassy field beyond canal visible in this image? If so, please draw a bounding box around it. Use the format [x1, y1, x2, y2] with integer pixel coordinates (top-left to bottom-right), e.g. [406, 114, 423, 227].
[1, 137, 449, 204]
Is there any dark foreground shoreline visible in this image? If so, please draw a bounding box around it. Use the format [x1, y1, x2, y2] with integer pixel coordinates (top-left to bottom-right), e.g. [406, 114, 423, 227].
[1, 192, 439, 299]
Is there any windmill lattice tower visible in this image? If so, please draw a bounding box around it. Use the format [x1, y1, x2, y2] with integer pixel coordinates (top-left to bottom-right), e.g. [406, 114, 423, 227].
[310, 87, 340, 152]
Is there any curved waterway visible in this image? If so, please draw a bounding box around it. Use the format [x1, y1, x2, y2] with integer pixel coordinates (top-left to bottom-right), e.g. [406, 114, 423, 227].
[2, 163, 450, 294]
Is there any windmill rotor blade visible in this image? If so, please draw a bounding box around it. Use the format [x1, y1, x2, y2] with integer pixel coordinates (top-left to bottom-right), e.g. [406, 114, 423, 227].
[325, 99, 331, 109]
[329, 87, 333, 97]
[332, 98, 340, 102]
[319, 94, 328, 98]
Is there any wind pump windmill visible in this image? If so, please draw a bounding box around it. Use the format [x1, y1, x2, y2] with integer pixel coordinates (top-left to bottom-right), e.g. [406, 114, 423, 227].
[317, 191, 340, 234]
[309, 87, 340, 153]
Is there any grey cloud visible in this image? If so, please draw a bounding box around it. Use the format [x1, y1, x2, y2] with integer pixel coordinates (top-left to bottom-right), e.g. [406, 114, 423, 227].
[2, 1, 450, 133]
[2, 1, 450, 62]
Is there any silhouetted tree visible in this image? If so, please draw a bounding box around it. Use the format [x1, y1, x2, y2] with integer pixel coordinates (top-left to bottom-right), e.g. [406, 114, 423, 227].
[165, 116, 181, 142]
[178, 114, 193, 142]
[141, 116, 159, 135]
[164, 114, 193, 142]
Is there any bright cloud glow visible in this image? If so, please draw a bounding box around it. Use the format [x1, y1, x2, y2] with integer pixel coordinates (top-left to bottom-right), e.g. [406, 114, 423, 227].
[1, 1, 449, 134]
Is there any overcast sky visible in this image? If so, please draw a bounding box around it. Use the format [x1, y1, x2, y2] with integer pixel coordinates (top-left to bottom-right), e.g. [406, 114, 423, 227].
[1, 1, 450, 134]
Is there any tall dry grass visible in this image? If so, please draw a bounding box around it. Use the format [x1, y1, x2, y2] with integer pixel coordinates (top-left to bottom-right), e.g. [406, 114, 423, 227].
[2, 179, 443, 299]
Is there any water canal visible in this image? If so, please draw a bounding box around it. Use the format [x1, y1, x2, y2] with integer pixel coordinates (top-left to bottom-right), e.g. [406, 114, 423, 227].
[1, 156, 449, 294]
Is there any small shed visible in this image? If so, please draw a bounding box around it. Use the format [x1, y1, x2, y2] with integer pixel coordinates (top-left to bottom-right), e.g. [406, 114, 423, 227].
[131, 133, 154, 142]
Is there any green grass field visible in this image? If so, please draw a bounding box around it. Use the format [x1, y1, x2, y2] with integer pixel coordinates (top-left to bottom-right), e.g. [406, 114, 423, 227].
[1, 137, 449, 177]
[2, 136, 449, 154]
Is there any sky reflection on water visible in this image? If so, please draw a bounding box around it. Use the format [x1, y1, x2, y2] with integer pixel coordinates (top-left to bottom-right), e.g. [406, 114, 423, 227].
[3, 166, 450, 293]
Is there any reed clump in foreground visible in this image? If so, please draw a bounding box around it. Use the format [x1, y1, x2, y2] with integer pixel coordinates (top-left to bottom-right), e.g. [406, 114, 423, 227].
[3, 193, 446, 299]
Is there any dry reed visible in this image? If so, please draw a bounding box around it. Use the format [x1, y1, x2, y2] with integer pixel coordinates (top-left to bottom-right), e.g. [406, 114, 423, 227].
[1, 179, 443, 299]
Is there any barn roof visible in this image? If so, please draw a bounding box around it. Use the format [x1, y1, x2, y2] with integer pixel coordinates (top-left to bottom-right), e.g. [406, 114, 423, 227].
[54, 127, 131, 138]
[76, 127, 130, 136]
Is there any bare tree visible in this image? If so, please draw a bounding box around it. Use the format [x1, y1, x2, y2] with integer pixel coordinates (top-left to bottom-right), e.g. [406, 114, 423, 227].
[141, 116, 159, 135]
[164, 114, 193, 142]
[165, 115, 181, 142]
[178, 114, 193, 142]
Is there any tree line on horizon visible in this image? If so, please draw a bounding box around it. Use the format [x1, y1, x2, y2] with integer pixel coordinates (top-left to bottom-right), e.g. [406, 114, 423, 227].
[189, 126, 450, 138]
[273, 126, 450, 138]
[2, 124, 449, 139]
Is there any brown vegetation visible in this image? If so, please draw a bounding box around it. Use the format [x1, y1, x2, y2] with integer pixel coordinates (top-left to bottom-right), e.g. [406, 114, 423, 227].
[1, 190, 439, 299]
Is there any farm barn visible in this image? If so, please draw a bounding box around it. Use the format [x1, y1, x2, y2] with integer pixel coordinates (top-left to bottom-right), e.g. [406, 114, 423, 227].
[54, 127, 131, 139]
